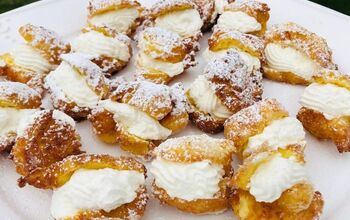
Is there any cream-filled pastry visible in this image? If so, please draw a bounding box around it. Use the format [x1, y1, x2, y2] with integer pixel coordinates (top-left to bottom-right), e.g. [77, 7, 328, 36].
[0, 24, 70, 94]
[87, 0, 144, 36]
[45, 53, 109, 120]
[224, 99, 306, 159]
[217, 0, 270, 36]
[0, 81, 41, 152]
[71, 29, 132, 76]
[20, 154, 148, 220]
[150, 134, 235, 214]
[12, 110, 82, 180]
[297, 70, 350, 153]
[204, 27, 264, 72]
[146, 0, 203, 41]
[231, 150, 324, 220]
[136, 27, 195, 84]
[263, 22, 337, 85]
[187, 49, 263, 134]
[89, 79, 189, 159]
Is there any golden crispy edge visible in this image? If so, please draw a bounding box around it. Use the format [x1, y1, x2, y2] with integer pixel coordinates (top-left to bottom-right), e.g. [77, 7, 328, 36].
[224, 99, 289, 157]
[11, 110, 83, 177]
[297, 107, 350, 153]
[152, 178, 230, 214]
[263, 66, 311, 85]
[20, 154, 146, 189]
[312, 69, 350, 91]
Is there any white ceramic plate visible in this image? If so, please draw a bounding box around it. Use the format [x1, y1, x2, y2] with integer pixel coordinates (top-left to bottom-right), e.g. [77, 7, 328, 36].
[0, 0, 350, 219]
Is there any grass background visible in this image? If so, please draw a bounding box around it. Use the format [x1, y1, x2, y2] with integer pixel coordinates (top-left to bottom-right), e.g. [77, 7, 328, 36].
[0, 0, 349, 15]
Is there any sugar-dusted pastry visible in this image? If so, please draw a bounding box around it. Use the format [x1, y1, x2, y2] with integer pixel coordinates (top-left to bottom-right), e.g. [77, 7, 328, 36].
[224, 99, 306, 159]
[204, 27, 265, 72]
[0, 82, 41, 152]
[0, 24, 70, 94]
[136, 27, 195, 84]
[71, 27, 132, 77]
[89, 79, 189, 159]
[45, 53, 109, 120]
[150, 134, 235, 214]
[297, 70, 350, 153]
[87, 0, 144, 36]
[231, 150, 324, 220]
[145, 0, 203, 41]
[193, 0, 232, 32]
[217, 0, 270, 36]
[11, 110, 82, 178]
[21, 154, 148, 220]
[187, 49, 263, 134]
[263, 22, 337, 85]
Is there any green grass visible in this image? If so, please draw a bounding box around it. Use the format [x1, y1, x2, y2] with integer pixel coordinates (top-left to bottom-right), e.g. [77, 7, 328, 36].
[0, 0, 349, 15]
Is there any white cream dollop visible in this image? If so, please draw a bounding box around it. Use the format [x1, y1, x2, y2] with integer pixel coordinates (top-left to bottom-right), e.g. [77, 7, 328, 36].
[245, 117, 306, 155]
[50, 168, 145, 219]
[52, 110, 76, 127]
[89, 8, 139, 33]
[150, 158, 224, 201]
[217, 11, 261, 33]
[0, 108, 37, 137]
[203, 48, 260, 72]
[138, 52, 184, 77]
[189, 75, 233, 119]
[300, 83, 350, 120]
[71, 31, 130, 61]
[100, 100, 171, 140]
[46, 62, 100, 108]
[10, 43, 52, 74]
[155, 9, 203, 38]
[265, 43, 320, 80]
[214, 0, 228, 15]
[249, 156, 308, 203]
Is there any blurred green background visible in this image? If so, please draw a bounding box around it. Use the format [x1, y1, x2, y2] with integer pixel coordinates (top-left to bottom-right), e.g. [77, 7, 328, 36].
[0, 0, 349, 15]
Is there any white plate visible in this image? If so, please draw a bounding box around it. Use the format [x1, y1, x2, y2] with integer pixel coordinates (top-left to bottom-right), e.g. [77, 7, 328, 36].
[0, 0, 350, 219]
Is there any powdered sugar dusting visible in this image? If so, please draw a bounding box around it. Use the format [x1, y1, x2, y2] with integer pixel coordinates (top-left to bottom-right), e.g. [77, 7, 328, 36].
[0, 81, 40, 106]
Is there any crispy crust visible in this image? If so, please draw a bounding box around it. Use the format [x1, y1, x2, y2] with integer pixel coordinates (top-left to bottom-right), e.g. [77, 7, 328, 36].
[224, 0, 270, 36]
[154, 135, 236, 169]
[224, 99, 289, 157]
[20, 154, 146, 188]
[209, 27, 265, 60]
[45, 54, 109, 120]
[153, 178, 230, 214]
[0, 81, 41, 109]
[263, 22, 337, 84]
[87, 0, 144, 36]
[193, 0, 216, 32]
[79, 27, 132, 77]
[19, 24, 70, 65]
[20, 154, 148, 219]
[231, 189, 324, 220]
[11, 110, 82, 177]
[146, 0, 195, 21]
[186, 90, 225, 134]
[0, 53, 46, 95]
[297, 107, 350, 153]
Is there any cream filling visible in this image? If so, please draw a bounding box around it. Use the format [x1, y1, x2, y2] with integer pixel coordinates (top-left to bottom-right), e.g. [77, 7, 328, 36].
[249, 156, 308, 203]
[0, 108, 37, 137]
[71, 31, 130, 61]
[100, 100, 172, 140]
[245, 117, 306, 155]
[265, 43, 321, 80]
[214, 0, 228, 15]
[150, 158, 224, 201]
[217, 11, 261, 33]
[51, 168, 145, 219]
[300, 83, 350, 120]
[203, 48, 260, 72]
[189, 75, 233, 119]
[138, 52, 184, 77]
[47, 62, 100, 108]
[155, 9, 203, 38]
[10, 43, 52, 74]
[89, 7, 139, 33]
